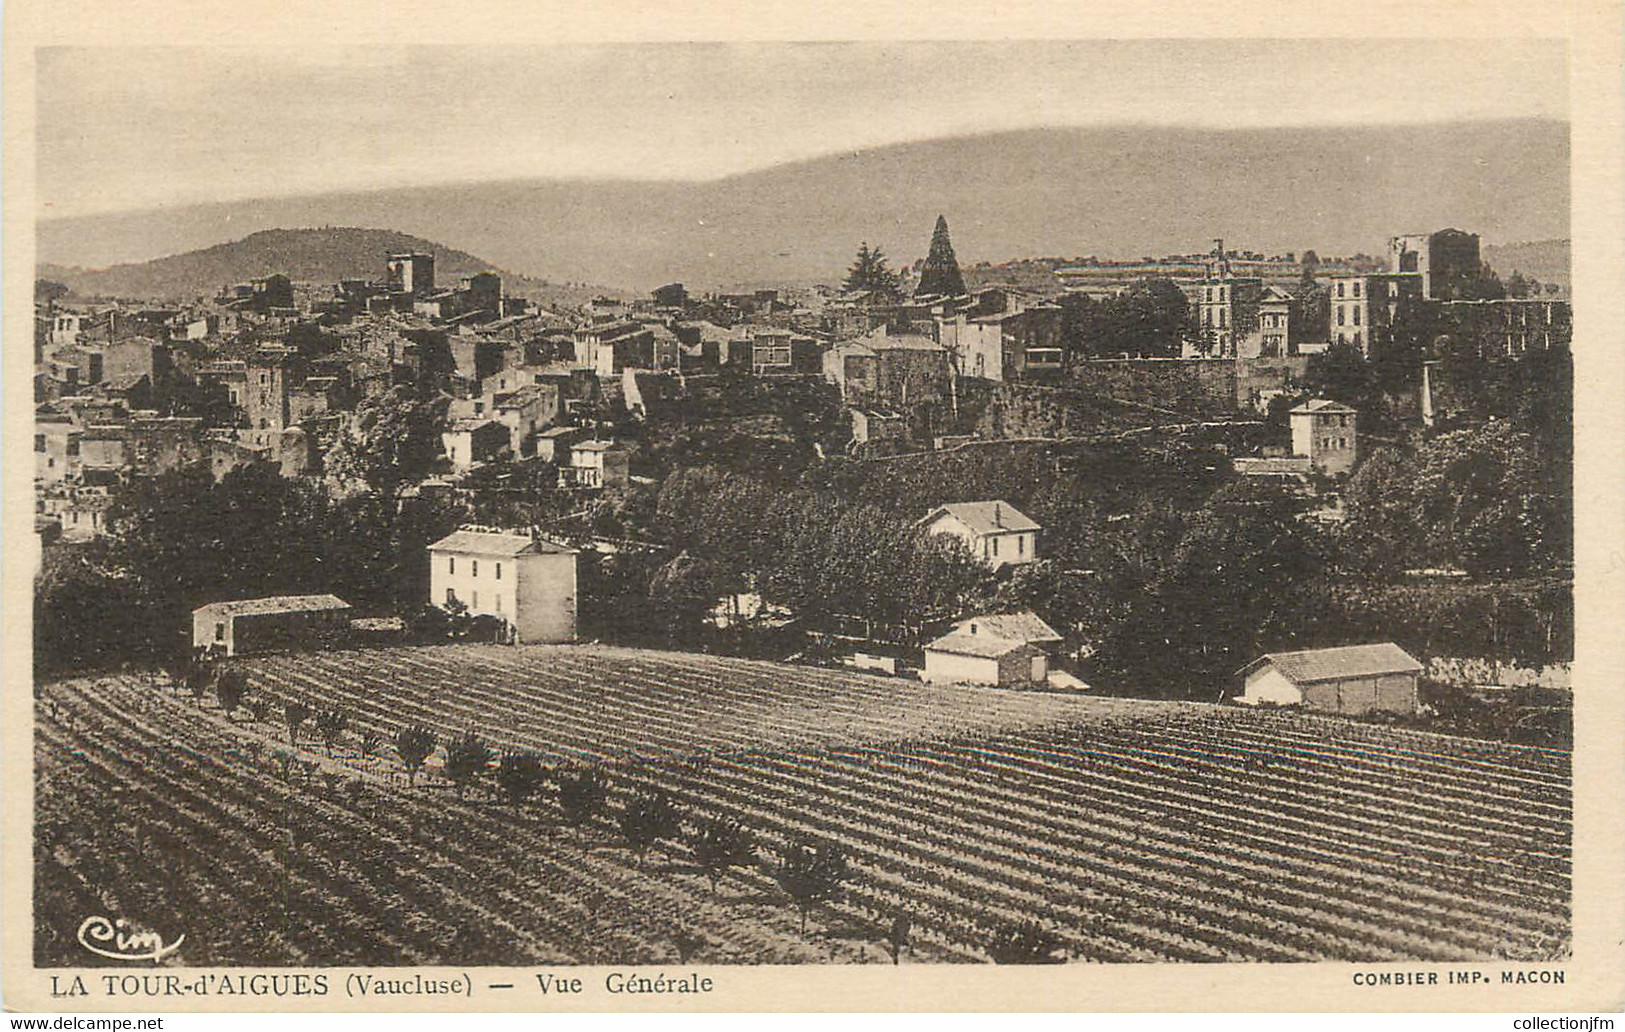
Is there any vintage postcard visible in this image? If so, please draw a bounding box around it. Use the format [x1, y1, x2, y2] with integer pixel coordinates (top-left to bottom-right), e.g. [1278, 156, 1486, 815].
[5, 0, 1623, 1014]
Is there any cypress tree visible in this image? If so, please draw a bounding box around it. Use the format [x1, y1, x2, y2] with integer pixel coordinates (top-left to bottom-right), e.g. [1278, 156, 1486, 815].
[915, 214, 967, 298]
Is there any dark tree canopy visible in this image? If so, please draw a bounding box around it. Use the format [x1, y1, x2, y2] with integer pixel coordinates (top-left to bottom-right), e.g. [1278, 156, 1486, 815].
[913, 215, 968, 298]
[842, 242, 900, 300]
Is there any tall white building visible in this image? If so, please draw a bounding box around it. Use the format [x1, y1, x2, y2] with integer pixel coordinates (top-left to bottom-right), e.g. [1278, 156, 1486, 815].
[427, 529, 578, 643]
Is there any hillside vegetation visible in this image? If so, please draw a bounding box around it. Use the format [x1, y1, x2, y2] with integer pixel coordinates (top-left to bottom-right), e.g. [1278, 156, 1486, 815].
[38, 227, 614, 307]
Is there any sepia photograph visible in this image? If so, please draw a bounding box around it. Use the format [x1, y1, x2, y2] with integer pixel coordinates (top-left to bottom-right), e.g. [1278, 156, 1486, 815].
[7, 4, 1622, 1013]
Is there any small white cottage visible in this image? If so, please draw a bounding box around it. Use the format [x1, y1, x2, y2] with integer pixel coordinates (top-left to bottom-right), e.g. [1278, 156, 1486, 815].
[922, 632, 1048, 687]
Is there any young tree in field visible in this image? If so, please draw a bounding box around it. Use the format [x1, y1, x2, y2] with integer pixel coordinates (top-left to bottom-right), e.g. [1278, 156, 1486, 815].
[283, 700, 313, 745]
[985, 920, 1066, 964]
[315, 708, 348, 757]
[670, 926, 704, 964]
[395, 725, 437, 787]
[617, 789, 683, 861]
[358, 730, 381, 759]
[773, 839, 851, 934]
[689, 816, 756, 893]
[445, 732, 493, 801]
[886, 912, 912, 965]
[213, 667, 249, 720]
[185, 659, 212, 705]
[556, 765, 610, 831]
[496, 751, 546, 807]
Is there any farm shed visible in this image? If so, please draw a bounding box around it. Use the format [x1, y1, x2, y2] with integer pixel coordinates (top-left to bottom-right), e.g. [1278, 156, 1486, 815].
[1237, 642, 1423, 715]
[922, 632, 1047, 687]
[192, 594, 352, 658]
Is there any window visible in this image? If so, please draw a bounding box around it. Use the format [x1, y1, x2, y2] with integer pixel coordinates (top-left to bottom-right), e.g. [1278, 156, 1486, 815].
[472, 559, 479, 577]
[449, 556, 455, 574]
[1337, 307, 1345, 326]
[215, 622, 226, 642]
[446, 588, 456, 604]
[992, 537, 1000, 557]
[1018, 536, 1025, 555]
[969, 622, 978, 634]
[1353, 331, 1362, 348]
[495, 562, 502, 581]
[1353, 281, 1361, 298]
[1352, 307, 1360, 326]
[34, 435, 44, 452]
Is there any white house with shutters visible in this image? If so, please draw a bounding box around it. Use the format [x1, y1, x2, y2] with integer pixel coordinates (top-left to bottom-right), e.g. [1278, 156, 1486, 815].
[427, 529, 578, 643]
[917, 500, 1040, 570]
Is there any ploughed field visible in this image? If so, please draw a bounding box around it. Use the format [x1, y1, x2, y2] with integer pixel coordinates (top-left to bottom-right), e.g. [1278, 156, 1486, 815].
[35, 644, 1571, 966]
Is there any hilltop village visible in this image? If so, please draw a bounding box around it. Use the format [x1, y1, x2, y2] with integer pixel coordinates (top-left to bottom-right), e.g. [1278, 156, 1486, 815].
[34, 218, 1572, 732]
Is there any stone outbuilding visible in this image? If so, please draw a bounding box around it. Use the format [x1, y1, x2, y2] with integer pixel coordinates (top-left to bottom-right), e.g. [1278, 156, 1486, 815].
[1237, 642, 1423, 715]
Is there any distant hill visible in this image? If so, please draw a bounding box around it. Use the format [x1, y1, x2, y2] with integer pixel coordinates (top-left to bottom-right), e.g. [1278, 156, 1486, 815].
[1482, 239, 1570, 290]
[38, 119, 1569, 293]
[38, 227, 618, 307]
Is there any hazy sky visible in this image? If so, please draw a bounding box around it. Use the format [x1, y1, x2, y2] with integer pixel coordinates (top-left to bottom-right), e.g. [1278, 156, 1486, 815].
[37, 39, 1567, 219]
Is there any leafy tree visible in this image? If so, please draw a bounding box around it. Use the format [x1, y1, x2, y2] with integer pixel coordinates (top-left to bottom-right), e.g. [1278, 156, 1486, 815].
[214, 667, 249, 719]
[1343, 422, 1566, 578]
[556, 765, 610, 829]
[773, 839, 851, 934]
[445, 732, 493, 800]
[986, 920, 1066, 964]
[395, 725, 437, 787]
[1061, 277, 1188, 358]
[323, 386, 448, 500]
[1304, 341, 1377, 411]
[283, 700, 313, 745]
[496, 751, 546, 807]
[315, 708, 348, 757]
[689, 816, 756, 893]
[33, 544, 148, 676]
[1092, 479, 1332, 698]
[618, 789, 683, 860]
[35, 278, 70, 305]
[842, 242, 901, 300]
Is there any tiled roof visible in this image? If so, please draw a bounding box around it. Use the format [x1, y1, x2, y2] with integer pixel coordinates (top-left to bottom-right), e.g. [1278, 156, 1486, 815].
[954, 611, 1062, 644]
[194, 594, 351, 618]
[924, 633, 1038, 659]
[428, 529, 574, 556]
[1240, 643, 1422, 684]
[921, 500, 1041, 535]
[1291, 399, 1357, 414]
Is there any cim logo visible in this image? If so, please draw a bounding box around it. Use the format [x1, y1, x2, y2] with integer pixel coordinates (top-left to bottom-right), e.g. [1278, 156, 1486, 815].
[77, 915, 185, 963]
